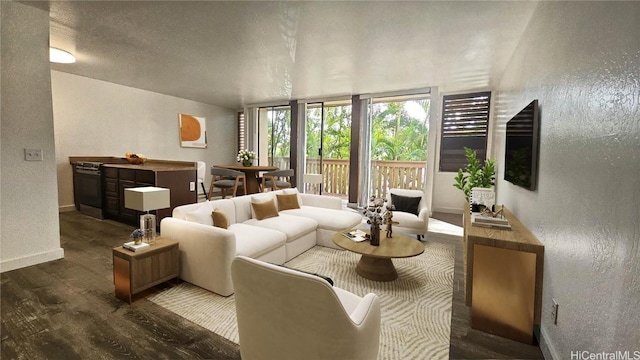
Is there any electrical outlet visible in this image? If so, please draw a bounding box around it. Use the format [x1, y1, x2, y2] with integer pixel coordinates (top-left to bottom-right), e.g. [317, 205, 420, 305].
[189, 181, 195, 191]
[25, 148, 43, 161]
[551, 298, 559, 325]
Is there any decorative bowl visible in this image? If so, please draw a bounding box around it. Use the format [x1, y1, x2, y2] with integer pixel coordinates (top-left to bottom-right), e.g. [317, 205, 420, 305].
[126, 157, 146, 165]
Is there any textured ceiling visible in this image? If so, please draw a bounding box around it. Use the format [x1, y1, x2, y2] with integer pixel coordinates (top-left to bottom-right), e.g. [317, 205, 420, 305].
[47, 1, 538, 109]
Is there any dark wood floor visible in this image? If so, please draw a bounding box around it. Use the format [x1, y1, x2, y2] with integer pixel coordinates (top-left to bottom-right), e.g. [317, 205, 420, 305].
[1, 211, 543, 359]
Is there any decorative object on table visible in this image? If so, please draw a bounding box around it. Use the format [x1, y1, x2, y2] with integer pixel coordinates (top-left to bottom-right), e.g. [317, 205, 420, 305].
[125, 152, 146, 165]
[471, 205, 511, 229]
[179, 113, 207, 148]
[384, 205, 399, 238]
[342, 229, 367, 242]
[130, 228, 144, 245]
[453, 147, 496, 201]
[237, 149, 256, 167]
[123, 240, 150, 252]
[469, 187, 496, 214]
[124, 187, 171, 244]
[362, 196, 386, 246]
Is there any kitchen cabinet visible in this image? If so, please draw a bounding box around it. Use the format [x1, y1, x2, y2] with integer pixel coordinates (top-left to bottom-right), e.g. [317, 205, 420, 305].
[102, 161, 197, 227]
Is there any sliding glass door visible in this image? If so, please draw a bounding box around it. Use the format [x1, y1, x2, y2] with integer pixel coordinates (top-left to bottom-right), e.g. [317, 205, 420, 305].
[304, 100, 351, 198]
[257, 105, 291, 169]
[366, 94, 430, 198]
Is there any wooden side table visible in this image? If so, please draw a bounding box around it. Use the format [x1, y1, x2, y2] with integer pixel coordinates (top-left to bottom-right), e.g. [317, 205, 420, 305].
[113, 237, 179, 303]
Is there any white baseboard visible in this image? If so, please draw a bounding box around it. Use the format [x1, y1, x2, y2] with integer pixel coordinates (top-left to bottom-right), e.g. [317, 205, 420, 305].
[0, 248, 65, 273]
[539, 326, 560, 360]
[59, 204, 76, 212]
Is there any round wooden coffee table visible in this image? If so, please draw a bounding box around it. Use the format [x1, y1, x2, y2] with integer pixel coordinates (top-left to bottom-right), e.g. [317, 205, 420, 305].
[332, 229, 425, 281]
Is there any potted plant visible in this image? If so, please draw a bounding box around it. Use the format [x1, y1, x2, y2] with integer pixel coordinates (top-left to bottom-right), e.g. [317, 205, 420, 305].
[453, 147, 496, 201]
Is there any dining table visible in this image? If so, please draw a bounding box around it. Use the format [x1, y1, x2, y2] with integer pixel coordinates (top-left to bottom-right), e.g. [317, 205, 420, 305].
[216, 164, 278, 194]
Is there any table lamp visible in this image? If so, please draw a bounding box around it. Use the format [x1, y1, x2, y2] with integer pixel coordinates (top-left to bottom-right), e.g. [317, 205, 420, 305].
[124, 187, 170, 244]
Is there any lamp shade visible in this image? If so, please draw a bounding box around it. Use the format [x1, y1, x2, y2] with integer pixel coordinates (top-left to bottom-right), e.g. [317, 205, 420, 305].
[124, 187, 170, 211]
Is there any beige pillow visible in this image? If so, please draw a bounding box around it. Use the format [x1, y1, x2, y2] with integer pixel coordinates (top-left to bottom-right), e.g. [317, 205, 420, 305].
[251, 199, 279, 220]
[276, 193, 300, 211]
[211, 209, 229, 229]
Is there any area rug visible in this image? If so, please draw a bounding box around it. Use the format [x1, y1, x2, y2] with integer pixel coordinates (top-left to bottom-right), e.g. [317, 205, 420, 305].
[148, 240, 455, 360]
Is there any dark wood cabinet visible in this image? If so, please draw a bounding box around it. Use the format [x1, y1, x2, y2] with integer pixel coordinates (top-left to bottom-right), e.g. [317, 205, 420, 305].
[101, 161, 197, 227]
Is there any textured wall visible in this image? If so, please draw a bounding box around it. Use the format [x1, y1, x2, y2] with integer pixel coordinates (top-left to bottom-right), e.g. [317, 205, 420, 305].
[1, 2, 64, 271]
[494, 2, 640, 357]
[51, 71, 237, 210]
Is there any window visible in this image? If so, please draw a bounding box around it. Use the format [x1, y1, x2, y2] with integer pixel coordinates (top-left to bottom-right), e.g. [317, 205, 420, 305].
[439, 92, 491, 172]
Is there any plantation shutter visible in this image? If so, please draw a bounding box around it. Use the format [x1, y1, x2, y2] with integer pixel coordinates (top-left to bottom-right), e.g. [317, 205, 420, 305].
[439, 92, 491, 172]
[237, 111, 245, 152]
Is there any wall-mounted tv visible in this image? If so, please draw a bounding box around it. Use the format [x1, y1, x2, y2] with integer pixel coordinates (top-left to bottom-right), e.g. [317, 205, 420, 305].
[504, 100, 539, 190]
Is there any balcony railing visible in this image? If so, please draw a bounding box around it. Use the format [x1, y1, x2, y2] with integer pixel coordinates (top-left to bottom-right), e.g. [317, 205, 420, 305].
[270, 157, 426, 199]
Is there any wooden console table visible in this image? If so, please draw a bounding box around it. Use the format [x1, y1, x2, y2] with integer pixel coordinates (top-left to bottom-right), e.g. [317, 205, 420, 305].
[113, 238, 179, 303]
[464, 206, 544, 344]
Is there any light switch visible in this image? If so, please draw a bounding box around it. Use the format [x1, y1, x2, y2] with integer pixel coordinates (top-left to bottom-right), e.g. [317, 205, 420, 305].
[189, 181, 195, 191]
[25, 148, 43, 161]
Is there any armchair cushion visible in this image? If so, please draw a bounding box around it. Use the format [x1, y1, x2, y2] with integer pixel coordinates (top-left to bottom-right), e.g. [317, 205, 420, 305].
[391, 193, 421, 216]
[251, 198, 279, 220]
[276, 193, 300, 211]
[211, 209, 229, 229]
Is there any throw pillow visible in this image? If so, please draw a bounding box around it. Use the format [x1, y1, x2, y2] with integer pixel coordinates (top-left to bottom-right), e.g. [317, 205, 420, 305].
[211, 209, 230, 229]
[391, 193, 421, 216]
[276, 193, 300, 211]
[184, 203, 214, 226]
[251, 199, 279, 220]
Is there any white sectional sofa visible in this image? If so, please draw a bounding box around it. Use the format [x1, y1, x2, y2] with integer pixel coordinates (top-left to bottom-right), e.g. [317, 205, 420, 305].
[159, 189, 363, 296]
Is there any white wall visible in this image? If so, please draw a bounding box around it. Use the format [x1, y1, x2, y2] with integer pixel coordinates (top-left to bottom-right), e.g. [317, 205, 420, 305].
[52, 71, 238, 210]
[493, 2, 640, 358]
[1, 2, 64, 272]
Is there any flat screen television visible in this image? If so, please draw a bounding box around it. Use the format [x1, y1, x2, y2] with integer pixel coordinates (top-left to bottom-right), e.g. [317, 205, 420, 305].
[504, 100, 539, 190]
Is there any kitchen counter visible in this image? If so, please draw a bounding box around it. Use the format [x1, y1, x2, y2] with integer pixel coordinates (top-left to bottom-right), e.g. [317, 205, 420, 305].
[69, 156, 198, 226]
[69, 156, 196, 170]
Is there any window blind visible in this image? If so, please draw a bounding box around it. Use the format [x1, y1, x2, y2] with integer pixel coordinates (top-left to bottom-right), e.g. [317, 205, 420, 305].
[439, 91, 491, 172]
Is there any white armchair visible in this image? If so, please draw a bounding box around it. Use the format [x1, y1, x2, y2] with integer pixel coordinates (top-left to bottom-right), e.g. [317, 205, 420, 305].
[231, 256, 381, 360]
[386, 188, 429, 240]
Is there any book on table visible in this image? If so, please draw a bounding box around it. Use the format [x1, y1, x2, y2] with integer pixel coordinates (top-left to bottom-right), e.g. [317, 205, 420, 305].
[342, 229, 367, 242]
[471, 213, 511, 229]
[123, 241, 150, 252]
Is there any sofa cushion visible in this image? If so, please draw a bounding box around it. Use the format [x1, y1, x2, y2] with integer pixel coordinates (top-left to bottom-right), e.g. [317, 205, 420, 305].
[244, 214, 317, 243]
[184, 202, 214, 226]
[230, 223, 286, 259]
[390, 193, 421, 216]
[211, 209, 230, 229]
[251, 198, 279, 220]
[276, 193, 300, 211]
[281, 206, 363, 232]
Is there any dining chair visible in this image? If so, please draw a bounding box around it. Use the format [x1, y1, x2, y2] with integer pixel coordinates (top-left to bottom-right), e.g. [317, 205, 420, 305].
[261, 169, 294, 192]
[196, 161, 208, 201]
[209, 167, 247, 199]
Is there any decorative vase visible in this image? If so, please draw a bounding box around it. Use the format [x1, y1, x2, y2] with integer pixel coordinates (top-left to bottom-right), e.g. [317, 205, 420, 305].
[370, 222, 381, 246]
[133, 237, 143, 245]
[242, 160, 251, 167]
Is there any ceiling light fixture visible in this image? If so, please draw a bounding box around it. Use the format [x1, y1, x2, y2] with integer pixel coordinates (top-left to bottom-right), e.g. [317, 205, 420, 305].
[49, 47, 76, 64]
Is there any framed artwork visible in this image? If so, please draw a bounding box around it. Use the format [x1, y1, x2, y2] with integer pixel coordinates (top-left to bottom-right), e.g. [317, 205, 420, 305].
[179, 113, 207, 148]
